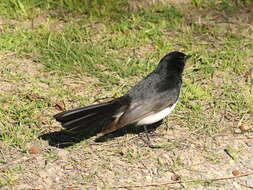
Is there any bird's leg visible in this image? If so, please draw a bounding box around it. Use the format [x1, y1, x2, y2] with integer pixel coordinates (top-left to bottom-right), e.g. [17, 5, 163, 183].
[145, 121, 164, 137]
[143, 125, 161, 149]
[165, 119, 170, 131]
[148, 131, 164, 137]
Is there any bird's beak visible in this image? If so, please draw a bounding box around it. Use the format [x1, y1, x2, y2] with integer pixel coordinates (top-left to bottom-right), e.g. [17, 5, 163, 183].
[185, 55, 192, 60]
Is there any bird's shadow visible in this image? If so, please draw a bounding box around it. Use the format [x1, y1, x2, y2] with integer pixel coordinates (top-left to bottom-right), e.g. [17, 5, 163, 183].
[39, 120, 163, 149]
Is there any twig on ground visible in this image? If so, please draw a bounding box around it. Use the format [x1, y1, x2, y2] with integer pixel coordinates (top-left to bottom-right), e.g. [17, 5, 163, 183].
[238, 182, 253, 189]
[82, 171, 253, 189]
[0, 156, 33, 170]
[224, 148, 235, 160]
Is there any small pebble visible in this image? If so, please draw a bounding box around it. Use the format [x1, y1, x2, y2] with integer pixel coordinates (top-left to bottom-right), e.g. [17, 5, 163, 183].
[28, 145, 40, 154]
[239, 124, 252, 131]
[234, 128, 241, 134]
[232, 170, 240, 176]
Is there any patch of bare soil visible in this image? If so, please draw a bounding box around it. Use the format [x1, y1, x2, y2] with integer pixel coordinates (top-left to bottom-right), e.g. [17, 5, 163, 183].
[1, 125, 253, 190]
[128, 0, 191, 12]
[0, 13, 65, 32]
[0, 48, 253, 190]
[1, 3, 253, 189]
[0, 52, 45, 93]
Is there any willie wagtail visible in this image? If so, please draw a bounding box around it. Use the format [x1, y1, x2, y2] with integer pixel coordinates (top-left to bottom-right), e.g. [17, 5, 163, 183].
[54, 51, 191, 144]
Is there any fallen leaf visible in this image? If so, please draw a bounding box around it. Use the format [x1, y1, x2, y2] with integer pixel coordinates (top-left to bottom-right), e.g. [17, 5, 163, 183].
[232, 170, 240, 176]
[28, 145, 40, 154]
[239, 124, 252, 131]
[55, 101, 65, 111]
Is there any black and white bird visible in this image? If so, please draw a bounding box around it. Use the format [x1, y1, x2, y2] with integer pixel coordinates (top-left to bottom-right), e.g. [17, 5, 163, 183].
[54, 51, 191, 144]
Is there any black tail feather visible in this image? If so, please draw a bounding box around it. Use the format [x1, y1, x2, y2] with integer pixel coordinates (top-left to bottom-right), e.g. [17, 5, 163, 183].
[54, 100, 115, 122]
[62, 111, 111, 130]
[53, 96, 129, 133]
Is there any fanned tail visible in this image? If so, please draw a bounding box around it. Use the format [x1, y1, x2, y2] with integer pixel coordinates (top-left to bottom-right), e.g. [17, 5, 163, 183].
[54, 97, 129, 133]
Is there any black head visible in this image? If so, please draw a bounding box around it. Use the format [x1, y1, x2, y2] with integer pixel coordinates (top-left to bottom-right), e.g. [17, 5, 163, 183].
[163, 51, 191, 63]
[157, 51, 191, 73]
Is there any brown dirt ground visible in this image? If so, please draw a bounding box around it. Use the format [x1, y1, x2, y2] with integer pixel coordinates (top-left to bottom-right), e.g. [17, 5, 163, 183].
[0, 53, 252, 190]
[0, 2, 253, 189]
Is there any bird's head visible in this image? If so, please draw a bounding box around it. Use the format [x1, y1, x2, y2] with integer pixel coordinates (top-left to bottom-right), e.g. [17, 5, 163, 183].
[158, 51, 191, 73]
[166, 51, 191, 62]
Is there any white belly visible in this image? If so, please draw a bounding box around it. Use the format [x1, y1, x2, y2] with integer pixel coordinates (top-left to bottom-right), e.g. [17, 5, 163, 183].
[136, 102, 177, 125]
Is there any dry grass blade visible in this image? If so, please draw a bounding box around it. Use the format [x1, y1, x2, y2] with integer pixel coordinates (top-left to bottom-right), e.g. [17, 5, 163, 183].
[83, 171, 253, 189]
[0, 156, 33, 170]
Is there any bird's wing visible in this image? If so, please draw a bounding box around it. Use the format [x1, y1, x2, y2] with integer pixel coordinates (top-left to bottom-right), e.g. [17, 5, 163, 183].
[101, 91, 178, 134]
[118, 95, 176, 126]
[100, 99, 167, 135]
[100, 69, 181, 135]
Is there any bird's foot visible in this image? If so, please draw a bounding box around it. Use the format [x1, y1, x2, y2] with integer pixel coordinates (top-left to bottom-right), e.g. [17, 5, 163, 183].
[146, 142, 162, 149]
[138, 126, 161, 149]
[148, 131, 164, 137]
[138, 134, 161, 149]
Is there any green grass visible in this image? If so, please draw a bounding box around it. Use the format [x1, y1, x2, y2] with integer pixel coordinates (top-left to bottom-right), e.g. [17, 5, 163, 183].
[0, 0, 252, 145]
[0, 0, 252, 137]
[0, 0, 253, 188]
